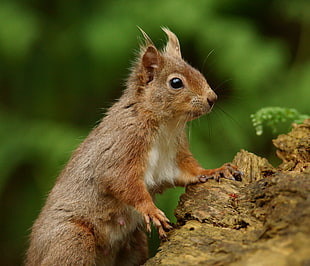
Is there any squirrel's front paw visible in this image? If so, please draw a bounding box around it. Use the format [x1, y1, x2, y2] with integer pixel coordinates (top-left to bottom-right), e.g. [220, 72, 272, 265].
[199, 163, 243, 183]
[142, 207, 172, 239]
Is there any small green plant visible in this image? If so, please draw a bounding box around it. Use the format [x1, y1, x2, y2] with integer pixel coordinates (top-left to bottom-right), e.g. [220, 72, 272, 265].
[251, 107, 309, 135]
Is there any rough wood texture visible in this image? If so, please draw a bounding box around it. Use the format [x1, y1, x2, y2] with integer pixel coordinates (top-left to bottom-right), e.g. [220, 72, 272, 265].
[145, 119, 310, 266]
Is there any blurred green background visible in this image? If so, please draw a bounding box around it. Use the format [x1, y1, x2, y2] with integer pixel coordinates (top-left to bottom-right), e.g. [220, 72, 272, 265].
[0, 0, 309, 264]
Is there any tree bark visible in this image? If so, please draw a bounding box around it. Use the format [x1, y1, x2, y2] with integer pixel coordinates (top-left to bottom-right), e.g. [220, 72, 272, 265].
[145, 119, 310, 266]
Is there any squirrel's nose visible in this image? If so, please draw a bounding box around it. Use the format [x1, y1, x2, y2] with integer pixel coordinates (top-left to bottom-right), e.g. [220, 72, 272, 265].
[207, 91, 217, 107]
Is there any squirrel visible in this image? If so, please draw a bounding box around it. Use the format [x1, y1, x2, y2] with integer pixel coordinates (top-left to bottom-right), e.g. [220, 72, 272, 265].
[25, 27, 242, 266]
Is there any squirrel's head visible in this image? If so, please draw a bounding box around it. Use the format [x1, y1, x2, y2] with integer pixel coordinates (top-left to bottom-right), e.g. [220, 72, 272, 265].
[128, 27, 217, 122]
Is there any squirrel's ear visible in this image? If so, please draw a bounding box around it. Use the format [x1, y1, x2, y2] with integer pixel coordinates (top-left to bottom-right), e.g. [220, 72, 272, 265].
[162, 27, 181, 58]
[141, 45, 160, 83]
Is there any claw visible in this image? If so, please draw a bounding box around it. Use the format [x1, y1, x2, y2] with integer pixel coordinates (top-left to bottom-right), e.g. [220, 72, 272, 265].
[142, 207, 172, 239]
[233, 170, 243, 181]
[199, 163, 243, 183]
[158, 227, 167, 239]
[199, 175, 213, 182]
[144, 214, 151, 233]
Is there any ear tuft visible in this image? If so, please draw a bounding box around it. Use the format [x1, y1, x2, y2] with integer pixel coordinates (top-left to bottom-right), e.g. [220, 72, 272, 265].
[162, 27, 181, 57]
[137, 26, 153, 46]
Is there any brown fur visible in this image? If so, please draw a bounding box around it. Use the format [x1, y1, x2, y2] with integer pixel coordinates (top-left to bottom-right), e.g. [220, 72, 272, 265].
[25, 28, 240, 265]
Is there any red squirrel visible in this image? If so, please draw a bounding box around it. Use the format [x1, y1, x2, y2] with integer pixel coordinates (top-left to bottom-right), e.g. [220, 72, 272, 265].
[26, 28, 242, 266]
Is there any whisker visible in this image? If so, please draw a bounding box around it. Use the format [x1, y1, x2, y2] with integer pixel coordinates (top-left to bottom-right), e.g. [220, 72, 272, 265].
[187, 114, 193, 141]
[188, 121, 192, 142]
[181, 116, 188, 131]
[205, 63, 216, 77]
[201, 49, 215, 70]
[219, 94, 244, 100]
[213, 79, 233, 93]
[207, 115, 213, 141]
[216, 105, 242, 128]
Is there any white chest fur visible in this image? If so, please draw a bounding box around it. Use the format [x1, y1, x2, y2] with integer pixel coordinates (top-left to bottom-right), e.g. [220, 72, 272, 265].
[144, 122, 182, 190]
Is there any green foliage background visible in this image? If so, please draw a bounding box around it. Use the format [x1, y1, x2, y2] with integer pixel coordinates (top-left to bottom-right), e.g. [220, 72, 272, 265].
[0, 0, 309, 264]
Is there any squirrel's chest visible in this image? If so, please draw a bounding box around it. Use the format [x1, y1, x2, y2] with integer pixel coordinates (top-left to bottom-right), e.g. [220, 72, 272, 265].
[143, 125, 181, 190]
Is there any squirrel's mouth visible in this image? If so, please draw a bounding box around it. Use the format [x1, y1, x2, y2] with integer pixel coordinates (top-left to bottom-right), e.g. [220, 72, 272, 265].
[187, 108, 210, 121]
[188, 102, 216, 120]
[186, 98, 215, 121]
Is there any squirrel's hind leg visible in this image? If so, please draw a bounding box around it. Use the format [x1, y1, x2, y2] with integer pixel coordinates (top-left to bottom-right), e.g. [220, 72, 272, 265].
[114, 228, 148, 266]
[37, 220, 97, 266]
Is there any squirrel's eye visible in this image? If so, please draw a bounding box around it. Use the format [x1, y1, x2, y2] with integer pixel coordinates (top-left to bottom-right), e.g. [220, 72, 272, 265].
[169, 78, 184, 89]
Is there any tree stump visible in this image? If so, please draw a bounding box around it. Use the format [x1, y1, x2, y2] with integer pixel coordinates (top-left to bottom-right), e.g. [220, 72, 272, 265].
[145, 119, 310, 266]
